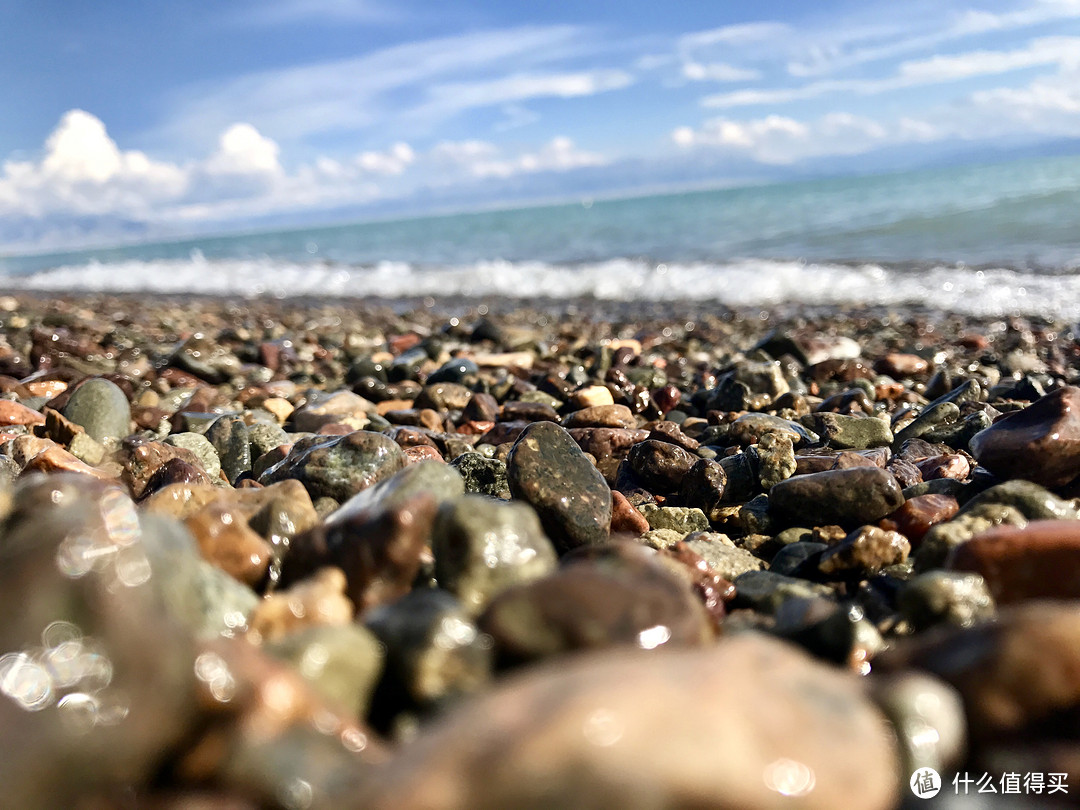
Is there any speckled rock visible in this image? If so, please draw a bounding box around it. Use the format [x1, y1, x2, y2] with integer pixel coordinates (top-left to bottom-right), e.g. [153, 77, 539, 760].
[354, 634, 899, 810]
[899, 571, 996, 630]
[755, 431, 796, 489]
[449, 452, 510, 499]
[818, 526, 910, 577]
[956, 478, 1080, 522]
[260, 431, 406, 502]
[638, 503, 710, 534]
[949, 520, 1080, 603]
[506, 421, 612, 554]
[432, 495, 558, 614]
[970, 385, 1080, 487]
[61, 377, 131, 447]
[728, 413, 818, 448]
[770, 467, 904, 528]
[627, 439, 697, 492]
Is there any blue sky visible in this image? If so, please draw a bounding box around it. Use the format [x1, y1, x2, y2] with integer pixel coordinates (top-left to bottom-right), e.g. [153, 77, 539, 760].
[2, 0, 1080, 249]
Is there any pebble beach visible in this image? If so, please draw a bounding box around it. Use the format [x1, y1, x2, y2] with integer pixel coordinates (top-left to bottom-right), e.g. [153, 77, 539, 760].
[1, 290, 1079, 809]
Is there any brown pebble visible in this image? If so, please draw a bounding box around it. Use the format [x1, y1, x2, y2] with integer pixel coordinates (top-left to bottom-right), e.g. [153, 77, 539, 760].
[184, 501, 273, 587]
[404, 445, 445, 464]
[561, 404, 637, 429]
[874, 353, 929, 377]
[610, 490, 649, 536]
[949, 520, 1080, 603]
[247, 567, 354, 642]
[880, 493, 959, 544]
[0, 399, 45, 427]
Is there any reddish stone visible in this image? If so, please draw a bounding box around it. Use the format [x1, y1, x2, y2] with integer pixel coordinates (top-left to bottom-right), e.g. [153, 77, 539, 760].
[969, 386, 1080, 488]
[561, 404, 637, 429]
[478, 420, 530, 446]
[873, 353, 929, 378]
[950, 520, 1080, 603]
[316, 422, 354, 435]
[651, 384, 681, 414]
[880, 493, 959, 545]
[610, 490, 649, 536]
[455, 419, 496, 436]
[915, 453, 971, 481]
[404, 445, 445, 464]
[388, 333, 422, 354]
[0, 399, 45, 427]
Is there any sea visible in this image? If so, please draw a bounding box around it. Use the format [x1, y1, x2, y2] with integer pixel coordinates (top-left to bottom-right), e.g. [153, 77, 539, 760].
[4, 152, 1080, 320]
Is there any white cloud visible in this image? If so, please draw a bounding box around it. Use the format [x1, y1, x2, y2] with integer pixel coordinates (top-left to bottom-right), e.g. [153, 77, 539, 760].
[429, 136, 606, 178]
[672, 111, 917, 164]
[682, 62, 761, 82]
[204, 123, 283, 176]
[356, 142, 415, 175]
[678, 22, 791, 51]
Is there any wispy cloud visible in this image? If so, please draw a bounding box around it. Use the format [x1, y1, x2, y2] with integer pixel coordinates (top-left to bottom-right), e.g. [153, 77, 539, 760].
[702, 35, 1080, 108]
[155, 26, 626, 149]
[228, 0, 396, 26]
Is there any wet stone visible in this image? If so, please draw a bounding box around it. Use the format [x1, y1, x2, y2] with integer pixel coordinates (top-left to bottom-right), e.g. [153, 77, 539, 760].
[432, 495, 558, 614]
[880, 493, 959, 545]
[260, 430, 407, 502]
[61, 377, 131, 447]
[329, 459, 464, 523]
[770, 541, 829, 577]
[769, 467, 905, 529]
[646, 420, 699, 452]
[478, 543, 711, 667]
[449, 452, 510, 499]
[184, 500, 273, 587]
[956, 478, 1080, 522]
[506, 421, 612, 554]
[899, 571, 996, 631]
[143, 457, 214, 497]
[627, 438, 697, 492]
[871, 673, 967, 777]
[772, 599, 883, 672]
[728, 412, 818, 448]
[970, 386, 1080, 487]
[118, 438, 206, 500]
[280, 496, 437, 616]
[610, 489, 649, 535]
[949, 520, 1080, 603]
[678, 458, 728, 520]
[818, 526, 910, 577]
[292, 390, 374, 433]
[0, 399, 46, 427]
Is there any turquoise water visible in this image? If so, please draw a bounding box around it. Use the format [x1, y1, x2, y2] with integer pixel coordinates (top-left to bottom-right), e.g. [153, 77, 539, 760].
[3, 153, 1080, 317]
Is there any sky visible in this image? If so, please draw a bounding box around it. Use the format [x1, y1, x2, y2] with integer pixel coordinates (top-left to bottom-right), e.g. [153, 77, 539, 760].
[1, 0, 1080, 251]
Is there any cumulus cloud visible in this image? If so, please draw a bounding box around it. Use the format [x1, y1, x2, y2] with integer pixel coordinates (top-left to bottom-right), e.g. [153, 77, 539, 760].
[0, 111, 611, 246]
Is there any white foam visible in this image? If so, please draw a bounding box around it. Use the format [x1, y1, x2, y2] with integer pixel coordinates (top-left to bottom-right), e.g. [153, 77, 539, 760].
[6, 256, 1079, 319]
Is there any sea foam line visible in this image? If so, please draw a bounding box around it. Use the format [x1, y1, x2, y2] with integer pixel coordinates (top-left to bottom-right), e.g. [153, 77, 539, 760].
[4, 256, 1078, 319]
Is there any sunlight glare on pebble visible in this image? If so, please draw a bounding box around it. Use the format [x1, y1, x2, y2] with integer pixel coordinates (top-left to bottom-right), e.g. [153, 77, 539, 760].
[763, 758, 816, 797]
[582, 708, 623, 747]
[636, 624, 671, 650]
